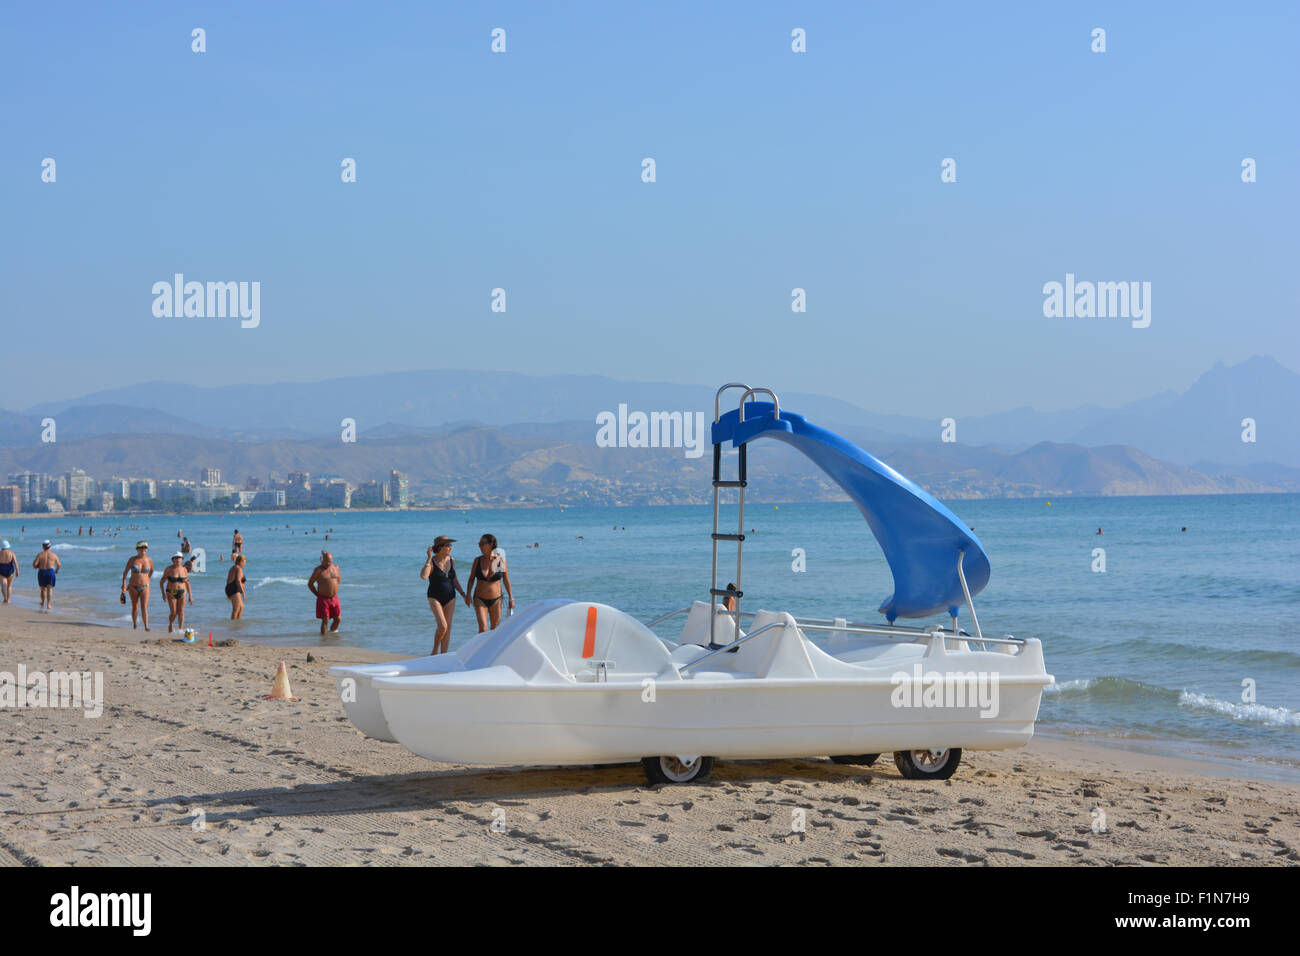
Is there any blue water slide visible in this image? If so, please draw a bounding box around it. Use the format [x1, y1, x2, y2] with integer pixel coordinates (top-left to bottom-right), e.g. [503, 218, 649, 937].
[712, 402, 990, 622]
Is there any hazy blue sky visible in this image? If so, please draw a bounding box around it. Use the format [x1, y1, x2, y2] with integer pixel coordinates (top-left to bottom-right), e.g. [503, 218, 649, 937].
[3, 2, 1296, 417]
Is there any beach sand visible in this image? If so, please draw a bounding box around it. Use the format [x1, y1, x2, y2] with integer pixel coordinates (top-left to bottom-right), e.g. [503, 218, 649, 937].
[2, 612, 1297, 867]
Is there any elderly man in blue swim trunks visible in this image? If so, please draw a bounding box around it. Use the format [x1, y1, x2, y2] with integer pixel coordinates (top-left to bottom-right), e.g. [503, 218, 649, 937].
[33, 540, 61, 610]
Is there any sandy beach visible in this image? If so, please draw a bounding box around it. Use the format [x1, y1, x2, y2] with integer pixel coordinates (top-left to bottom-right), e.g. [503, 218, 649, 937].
[2, 611, 1297, 867]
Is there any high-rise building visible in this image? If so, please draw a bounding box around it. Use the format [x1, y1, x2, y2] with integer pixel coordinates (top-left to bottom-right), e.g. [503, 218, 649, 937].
[157, 480, 197, 503]
[0, 486, 21, 513]
[253, 490, 286, 508]
[286, 472, 312, 508]
[351, 480, 391, 508]
[200, 467, 221, 486]
[67, 469, 93, 510]
[129, 478, 157, 502]
[8, 471, 46, 505]
[389, 470, 409, 508]
[100, 491, 115, 512]
[106, 478, 131, 501]
[195, 483, 236, 505]
[320, 479, 351, 508]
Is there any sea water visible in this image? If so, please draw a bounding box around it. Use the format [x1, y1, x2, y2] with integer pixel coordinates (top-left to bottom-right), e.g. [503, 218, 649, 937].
[3, 494, 1297, 778]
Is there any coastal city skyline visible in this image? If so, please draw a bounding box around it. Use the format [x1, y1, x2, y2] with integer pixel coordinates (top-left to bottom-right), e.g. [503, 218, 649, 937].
[1, 466, 413, 515]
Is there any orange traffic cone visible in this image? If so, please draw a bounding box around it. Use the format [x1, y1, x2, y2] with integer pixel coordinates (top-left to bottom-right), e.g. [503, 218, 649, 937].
[264, 661, 298, 701]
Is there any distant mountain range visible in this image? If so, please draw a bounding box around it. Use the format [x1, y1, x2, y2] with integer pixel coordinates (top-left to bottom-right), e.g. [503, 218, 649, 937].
[1, 357, 1296, 502]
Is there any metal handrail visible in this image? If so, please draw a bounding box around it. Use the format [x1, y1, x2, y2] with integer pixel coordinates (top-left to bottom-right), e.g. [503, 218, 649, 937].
[646, 607, 691, 627]
[738, 388, 781, 422]
[677, 621, 785, 673]
[714, 383, 752, 422]
[646, 607, 1020, 645]
[796, 621, 1023, 647]
[956, 550, 984, 641]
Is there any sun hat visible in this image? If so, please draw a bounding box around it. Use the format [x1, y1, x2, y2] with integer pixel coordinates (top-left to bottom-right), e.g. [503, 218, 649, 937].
[433, 535, 455, 550]
[136, 540, 149, 549]
[1, 540, 9, 549]
[172, 551, 184, 559]
[42, 539, 51, 546]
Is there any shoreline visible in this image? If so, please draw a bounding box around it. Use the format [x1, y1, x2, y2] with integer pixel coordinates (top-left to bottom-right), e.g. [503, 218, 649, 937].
[2, 610, 1296, 866]
[5, 488, 1295, 522]
[3, 589, 1296, 788]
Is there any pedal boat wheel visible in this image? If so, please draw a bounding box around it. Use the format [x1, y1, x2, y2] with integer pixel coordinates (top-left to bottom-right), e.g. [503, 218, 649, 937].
[642, 755, 715, 785]
[893, 748, 962, 779]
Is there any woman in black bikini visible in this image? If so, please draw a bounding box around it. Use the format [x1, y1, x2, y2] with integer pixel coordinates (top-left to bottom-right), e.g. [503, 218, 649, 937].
[225, 554, 247, 619]
[160, 552, 193, 633]
[468, 533, 514, 633]
[420, 535, 468, 655]
[120, 541, 154, 630]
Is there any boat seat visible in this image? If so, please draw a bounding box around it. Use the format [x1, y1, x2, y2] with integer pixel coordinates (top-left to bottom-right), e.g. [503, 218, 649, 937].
[727, 610, 816, 679]
[675, 600, 744, 647]
[521, 602, 674, 681]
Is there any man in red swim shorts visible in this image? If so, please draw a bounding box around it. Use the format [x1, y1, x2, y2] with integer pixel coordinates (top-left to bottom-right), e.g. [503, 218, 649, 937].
[308, 550, 341, 635]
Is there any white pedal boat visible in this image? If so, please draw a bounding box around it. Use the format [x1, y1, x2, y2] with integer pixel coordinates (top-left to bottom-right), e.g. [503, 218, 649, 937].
[332, 384, 1053, 785]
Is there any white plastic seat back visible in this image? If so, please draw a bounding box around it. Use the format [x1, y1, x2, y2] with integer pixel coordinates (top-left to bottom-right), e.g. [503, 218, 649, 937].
[675, 600, 745, 647]
[520, 603, 673, 679]
[729, 610, 816, 679]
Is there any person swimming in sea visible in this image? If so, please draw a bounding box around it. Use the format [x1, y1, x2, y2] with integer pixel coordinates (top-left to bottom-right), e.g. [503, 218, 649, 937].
[421, 536, 468, 654]
[468, 534, 513, 633]
[120, 541, 154, 630]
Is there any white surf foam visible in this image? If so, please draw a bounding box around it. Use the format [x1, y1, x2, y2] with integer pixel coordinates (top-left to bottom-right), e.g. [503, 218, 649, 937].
[1178, 691, 1300, 728]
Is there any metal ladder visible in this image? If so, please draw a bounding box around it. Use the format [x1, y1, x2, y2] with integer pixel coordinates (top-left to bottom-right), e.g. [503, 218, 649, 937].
[709, 384, 780, 648]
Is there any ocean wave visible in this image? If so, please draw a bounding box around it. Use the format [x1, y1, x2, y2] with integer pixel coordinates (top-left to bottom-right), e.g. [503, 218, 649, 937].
[1119, 637, 1300, 669]
[1042, 676, 1178, 702]
[51, 543, 118, 551]
[1044, 677, 1300, 729]
[1178, 692, 1300, 728]
[251, 576, 311, 589]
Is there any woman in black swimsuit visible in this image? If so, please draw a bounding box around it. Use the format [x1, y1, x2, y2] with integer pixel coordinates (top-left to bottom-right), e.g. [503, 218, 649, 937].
[468, 533, 514, 633]
[160, 552, 193, 633]
[225, 554, 247, 619]
[420, 536, 468, 655]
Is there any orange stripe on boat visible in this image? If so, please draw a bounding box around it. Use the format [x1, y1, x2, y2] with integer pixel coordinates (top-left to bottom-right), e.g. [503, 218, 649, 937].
[582, 606, 597, 658]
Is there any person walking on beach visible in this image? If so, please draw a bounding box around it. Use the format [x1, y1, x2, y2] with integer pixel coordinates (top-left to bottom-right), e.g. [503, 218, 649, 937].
[161, 551, 193, 633]
[0, 540, 18, 604]
[0, 538, 18, 606]
[120, 541, 154, 630]
[308, 550, 341, 635]
[421, 535, 467, 655]
[231, 529, 243, 555]
[180, 536, 192, 555]
[467, 534, 513, 633]
[33, 541, 60, 610]
[225, 554, 247, 619]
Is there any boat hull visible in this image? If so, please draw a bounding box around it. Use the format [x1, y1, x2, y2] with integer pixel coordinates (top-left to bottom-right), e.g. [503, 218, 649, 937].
[374, 669, 1049, 766]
